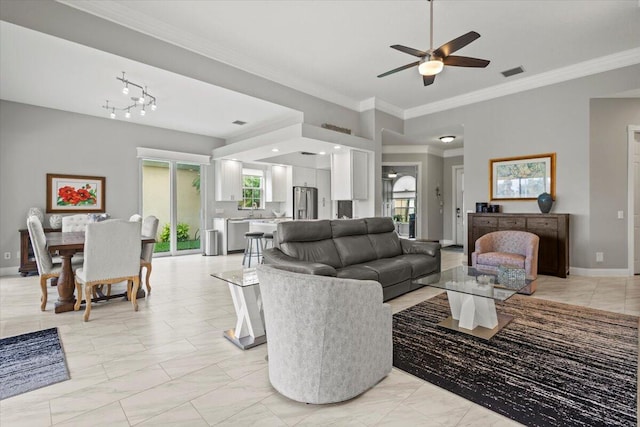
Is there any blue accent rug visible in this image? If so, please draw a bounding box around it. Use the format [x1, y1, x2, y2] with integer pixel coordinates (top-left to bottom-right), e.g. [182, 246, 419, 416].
[0, 327, 70, 400]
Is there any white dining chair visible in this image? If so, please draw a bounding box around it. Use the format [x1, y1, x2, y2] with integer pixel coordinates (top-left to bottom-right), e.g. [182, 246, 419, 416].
[140, 215, 159, 294]
[26, 215, 82, 310]
[74, 219, 142, 321]
[61, 214, 91, 232]
[129, 214, 142, 223]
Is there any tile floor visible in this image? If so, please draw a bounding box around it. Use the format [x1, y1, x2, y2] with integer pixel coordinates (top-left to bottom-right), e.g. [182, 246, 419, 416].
[0, 251, 638, 426]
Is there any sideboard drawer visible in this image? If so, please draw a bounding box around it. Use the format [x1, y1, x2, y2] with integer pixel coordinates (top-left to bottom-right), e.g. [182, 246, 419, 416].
[527, 218, 558, 230]
[498, 217, 526, 229]
[472, 216, 497, 227]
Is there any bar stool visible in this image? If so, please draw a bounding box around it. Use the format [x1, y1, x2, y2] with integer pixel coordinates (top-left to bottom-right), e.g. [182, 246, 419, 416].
[263, 233, 274, 250]
[243, 232, 264, 268]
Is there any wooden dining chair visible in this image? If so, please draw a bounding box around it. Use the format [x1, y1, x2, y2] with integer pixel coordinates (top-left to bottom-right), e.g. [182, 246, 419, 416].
[26, 215, 82, 310]
[140, 215, 159, 294]
[74, 219, 142, 321]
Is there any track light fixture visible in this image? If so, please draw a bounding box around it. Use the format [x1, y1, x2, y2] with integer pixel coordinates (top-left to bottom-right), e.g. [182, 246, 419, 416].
[102, 72, 157, 119]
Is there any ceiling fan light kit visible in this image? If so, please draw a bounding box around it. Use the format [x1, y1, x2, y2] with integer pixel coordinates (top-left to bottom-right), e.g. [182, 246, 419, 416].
[378, 0, 490, 86]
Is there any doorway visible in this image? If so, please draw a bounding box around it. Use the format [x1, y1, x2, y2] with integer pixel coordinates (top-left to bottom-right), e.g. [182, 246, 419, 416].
[382, 164, 420, 238]
[629, 125, 640, 275]
[452, 165, 464, 246]
[141, 159, 204, 256]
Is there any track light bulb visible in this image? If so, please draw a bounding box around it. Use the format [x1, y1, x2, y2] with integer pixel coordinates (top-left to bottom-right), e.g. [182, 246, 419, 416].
[110, 110, 116, 119]
[125, 110, 131, 119]
[122, 85, 129, 95]
[140, 107, 146, 116]
[151, 103, 157, 111]
[138, 96, 145, 104]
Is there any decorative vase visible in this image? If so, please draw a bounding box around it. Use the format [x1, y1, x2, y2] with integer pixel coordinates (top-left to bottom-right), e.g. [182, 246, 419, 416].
[49, 214, 62, 229]
[537, 192, 554, 214]
[27, 207, 44, 224]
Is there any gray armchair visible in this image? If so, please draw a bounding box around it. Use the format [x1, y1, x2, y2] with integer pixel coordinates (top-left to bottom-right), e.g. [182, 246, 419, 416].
[256, 264, 392, 404]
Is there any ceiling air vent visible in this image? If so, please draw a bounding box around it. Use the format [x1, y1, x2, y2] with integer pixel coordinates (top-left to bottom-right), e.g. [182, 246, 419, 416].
[232, 120, 247, 125]
[300, 151, 317, 156]
[501, 66, 525, 78]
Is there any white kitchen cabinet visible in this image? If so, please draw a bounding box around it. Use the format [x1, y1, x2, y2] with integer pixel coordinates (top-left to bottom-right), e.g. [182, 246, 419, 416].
[330, 149, 368, 200]
[292, 166, 316, 187]
[215, 159, 243, 202]
[316, 169, 331, 219]
[266, 165, 288, 202]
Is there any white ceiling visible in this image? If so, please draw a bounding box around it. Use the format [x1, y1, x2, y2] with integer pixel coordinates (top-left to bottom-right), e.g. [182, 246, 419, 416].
[1, 1, 639, 149]
[0, 21, 299, 139]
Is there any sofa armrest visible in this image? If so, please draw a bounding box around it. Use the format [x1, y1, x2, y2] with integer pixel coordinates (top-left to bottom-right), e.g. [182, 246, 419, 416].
[400, 239, 441, 257]
[262, 248, 337, 276]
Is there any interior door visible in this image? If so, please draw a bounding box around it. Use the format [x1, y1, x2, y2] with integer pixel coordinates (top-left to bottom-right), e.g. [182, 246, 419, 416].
[634, 131, 639, 274]
[455, 167, 464, 245]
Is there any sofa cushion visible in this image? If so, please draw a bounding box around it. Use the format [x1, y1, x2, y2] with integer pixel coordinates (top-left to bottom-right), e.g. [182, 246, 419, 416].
[476, 252, 525, 268]
[395, 254, 439, 278]
[278, 220, 332, 243]
[333, 235, 378, 266]
[364, 217, 396, 234]
[331, 218, 368, 238]
[336, 264, 379, 282]
[361, 258, 412, 287]
[279, 240, 343, 269]
[368, 232, 402, 259]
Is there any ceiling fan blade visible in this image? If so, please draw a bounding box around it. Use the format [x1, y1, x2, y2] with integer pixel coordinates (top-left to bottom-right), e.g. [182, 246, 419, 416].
[433, 31, 480, 58]
[377, 61, 420, 78]
[423, 75, 436, 86]
[390, 45, 428, 58]
[443, 55, 490, 68]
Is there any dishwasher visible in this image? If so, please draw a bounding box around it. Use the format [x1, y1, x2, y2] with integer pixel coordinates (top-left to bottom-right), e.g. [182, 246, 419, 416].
[227, 220, 250, 252]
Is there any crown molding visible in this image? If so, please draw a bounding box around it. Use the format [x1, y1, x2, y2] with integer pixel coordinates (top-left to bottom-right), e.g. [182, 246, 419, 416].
[359, 97, 404, 119]
[382, 144, 445, 157]
[405, 47, 640, 119]
[57, 0, 361, 111]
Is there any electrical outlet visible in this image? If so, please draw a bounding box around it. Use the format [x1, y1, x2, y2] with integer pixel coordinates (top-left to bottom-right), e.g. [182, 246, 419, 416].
[617, 210, 624, 219]
[16, 251, 20, 260]
[3, 252, 10, 260]
[596, 252, 604, 262]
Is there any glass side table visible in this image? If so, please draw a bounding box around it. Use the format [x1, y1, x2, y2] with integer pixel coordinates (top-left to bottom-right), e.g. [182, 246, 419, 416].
[211, 268, 266, 350]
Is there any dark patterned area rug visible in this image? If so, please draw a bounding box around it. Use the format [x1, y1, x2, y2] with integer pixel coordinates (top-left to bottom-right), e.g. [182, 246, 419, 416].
[0, 327, 69, 400]
[393, 294, 638, 427]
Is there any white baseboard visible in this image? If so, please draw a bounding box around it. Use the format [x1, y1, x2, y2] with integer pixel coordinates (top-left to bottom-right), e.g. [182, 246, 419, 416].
[440, 239, 454, 246]
[0, 266, 21, 277]
[569, 267, 632, 277]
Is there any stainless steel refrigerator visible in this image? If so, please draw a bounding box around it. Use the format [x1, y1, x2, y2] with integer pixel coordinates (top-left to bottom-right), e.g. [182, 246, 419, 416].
[293, 186, 318, 219]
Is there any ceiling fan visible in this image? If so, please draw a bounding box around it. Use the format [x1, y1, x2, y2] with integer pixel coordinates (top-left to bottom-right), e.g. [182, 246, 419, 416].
[377, 0, 490, 86]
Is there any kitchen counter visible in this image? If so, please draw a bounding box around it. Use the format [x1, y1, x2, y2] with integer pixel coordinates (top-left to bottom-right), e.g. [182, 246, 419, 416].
[213, 217, 292, 255]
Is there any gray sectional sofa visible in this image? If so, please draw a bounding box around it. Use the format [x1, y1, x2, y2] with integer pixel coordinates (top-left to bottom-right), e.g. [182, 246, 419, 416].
[262, 216, 441, 301]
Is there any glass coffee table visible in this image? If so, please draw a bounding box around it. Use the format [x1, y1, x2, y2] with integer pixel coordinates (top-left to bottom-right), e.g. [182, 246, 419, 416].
[413, 265, 533, 339]
[211, 268, 266, 350]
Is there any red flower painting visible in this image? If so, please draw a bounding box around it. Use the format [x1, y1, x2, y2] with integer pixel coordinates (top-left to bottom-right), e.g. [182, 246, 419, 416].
[57, 184, 97, 206]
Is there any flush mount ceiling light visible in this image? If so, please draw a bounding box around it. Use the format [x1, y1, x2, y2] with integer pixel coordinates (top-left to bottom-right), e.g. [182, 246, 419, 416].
[439, 135, 455, 143]
[387, 170, 398, 178]
[102, 71, 157, 120]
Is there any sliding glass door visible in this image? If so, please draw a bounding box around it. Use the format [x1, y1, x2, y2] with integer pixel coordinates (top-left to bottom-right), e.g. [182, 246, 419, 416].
[141, 159, 203, 255]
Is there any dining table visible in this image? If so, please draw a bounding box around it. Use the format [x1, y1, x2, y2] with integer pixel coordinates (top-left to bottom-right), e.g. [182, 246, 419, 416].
[46, 231, 155, 314]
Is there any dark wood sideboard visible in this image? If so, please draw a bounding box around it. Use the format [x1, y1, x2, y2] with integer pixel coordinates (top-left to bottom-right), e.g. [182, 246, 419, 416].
[19, 228, 55, 276]
[467, 213, 570, 278]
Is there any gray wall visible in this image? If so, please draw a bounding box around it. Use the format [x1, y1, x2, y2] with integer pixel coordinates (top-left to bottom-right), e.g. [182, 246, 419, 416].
[405, 64, 640, 269]
[443, 155, 464, 242]
[589, 98, 640, 268]
[0, 101, 221, 270]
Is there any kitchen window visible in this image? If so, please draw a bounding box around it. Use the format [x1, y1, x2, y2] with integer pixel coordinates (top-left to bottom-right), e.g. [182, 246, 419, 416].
[239, 168, 264, 209]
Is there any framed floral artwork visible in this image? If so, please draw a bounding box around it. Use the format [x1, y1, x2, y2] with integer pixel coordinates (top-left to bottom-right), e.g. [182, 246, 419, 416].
[489, 153, 556, 201]
[46, 173, 106, 213]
